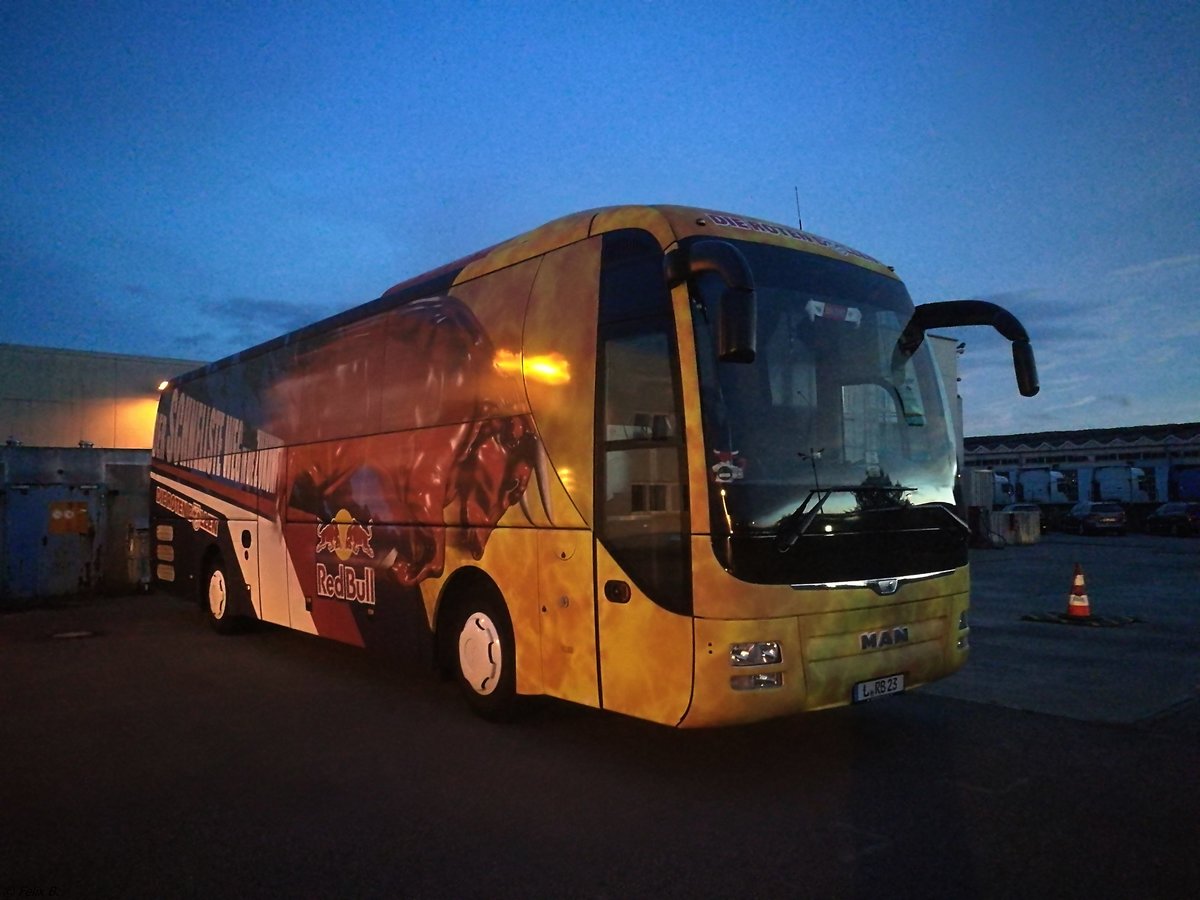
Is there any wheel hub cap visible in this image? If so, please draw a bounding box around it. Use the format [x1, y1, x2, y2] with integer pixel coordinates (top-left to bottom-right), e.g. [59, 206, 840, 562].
[458, 612, 501, 695]
[208, 570, 227, 619]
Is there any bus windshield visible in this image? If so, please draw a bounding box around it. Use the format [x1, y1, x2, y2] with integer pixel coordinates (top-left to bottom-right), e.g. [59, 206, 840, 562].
[690, 239, 960, 581]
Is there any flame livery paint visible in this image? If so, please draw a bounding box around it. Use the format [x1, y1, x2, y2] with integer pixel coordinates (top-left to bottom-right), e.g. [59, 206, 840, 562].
[276, 296, 546, 592]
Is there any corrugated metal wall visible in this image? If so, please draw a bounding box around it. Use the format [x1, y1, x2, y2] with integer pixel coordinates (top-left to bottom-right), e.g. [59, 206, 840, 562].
[0, 446, 156, 606]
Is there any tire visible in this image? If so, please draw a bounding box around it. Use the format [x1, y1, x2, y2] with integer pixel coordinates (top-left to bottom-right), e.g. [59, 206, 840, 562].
[450, 594, 518, 721]
[203, 558, 242, 634]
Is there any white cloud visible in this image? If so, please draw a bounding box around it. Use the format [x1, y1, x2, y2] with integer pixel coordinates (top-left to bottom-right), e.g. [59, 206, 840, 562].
[950, 240, 1200, 434]
[1108, 254, 1200, 279]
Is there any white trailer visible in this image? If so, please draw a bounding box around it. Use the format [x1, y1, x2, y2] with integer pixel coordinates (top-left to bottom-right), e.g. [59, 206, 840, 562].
[1017, 468, 1071, 504]
[1093, 466, 1151, 503]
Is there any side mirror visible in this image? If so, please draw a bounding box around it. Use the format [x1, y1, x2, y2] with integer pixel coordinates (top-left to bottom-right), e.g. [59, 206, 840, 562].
[897, 299, 1039, 397]
[666, 240, 757, 363]
[1011, 339, 1038, 398]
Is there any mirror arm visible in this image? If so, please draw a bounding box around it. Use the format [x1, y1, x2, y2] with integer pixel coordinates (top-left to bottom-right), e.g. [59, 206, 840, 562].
[664, 240, 753, 293]
[898, 299, 1038, 398]
[899, 300, 1029, 354]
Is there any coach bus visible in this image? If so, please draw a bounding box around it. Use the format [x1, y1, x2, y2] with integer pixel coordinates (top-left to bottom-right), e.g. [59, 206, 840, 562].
[151, 204, 1038, 727]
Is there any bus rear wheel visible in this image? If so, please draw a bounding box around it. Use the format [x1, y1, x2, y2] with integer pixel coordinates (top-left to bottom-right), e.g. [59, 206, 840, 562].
[204, 558, 242, 634]
[452, 596, 518, 721]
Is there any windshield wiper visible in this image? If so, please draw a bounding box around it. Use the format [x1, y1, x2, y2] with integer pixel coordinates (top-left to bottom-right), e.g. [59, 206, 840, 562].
[775, 485, 916, 552]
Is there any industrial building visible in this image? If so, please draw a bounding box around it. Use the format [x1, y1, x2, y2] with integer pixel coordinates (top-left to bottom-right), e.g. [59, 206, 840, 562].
[964, 422, 1200, 527]
[1, 344, 203, 605]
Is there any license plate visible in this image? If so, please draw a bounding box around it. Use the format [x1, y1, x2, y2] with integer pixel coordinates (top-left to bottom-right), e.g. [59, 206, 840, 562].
[853, 673, 905, 703]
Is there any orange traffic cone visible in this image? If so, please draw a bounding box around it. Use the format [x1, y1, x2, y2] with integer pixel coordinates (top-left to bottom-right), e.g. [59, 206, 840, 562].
[1067, 563, 1091, 619]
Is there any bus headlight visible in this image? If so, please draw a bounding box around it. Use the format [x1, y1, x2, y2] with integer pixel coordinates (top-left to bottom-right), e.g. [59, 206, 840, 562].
[730, 641, 781, 667]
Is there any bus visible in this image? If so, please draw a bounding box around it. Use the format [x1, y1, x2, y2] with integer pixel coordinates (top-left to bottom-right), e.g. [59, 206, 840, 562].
[150, 204, 1038, 727]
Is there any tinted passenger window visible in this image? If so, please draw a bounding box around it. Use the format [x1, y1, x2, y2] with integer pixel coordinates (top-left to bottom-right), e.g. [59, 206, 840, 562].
[599, 230, 672, 323]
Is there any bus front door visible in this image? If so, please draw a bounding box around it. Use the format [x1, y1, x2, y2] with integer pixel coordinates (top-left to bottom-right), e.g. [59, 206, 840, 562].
[595, 327, 694, 726]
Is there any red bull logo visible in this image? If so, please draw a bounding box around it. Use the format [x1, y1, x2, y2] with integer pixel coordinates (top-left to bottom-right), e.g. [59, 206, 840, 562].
[315, 509, 375, 560]
[315, 509, 376, 605]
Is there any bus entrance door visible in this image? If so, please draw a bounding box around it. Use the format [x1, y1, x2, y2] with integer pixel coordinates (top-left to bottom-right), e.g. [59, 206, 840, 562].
[594, 325, 694, 726]
[594, 541, 693, 726]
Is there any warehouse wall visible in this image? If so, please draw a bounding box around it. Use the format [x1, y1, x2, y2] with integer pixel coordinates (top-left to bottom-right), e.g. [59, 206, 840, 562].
[0, 343, 203, 449]
[0, 345, 205, 604]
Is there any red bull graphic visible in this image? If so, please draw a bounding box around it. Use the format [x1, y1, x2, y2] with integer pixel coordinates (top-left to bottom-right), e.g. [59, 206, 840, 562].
[316, 563, 376, 606]
[275, 296, 550, 597]
[315, 522, 338, 555]
[315, 510, 375, 560]
[315, 509, 377, 605]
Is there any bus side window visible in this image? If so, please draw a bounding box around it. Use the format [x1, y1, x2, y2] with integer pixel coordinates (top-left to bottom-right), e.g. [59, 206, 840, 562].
[600, 329, 688, 613]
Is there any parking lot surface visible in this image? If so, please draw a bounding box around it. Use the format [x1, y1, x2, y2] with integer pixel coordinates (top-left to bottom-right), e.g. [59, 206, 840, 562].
[1, 532, 1197, 898]
[925, 532, 1199, 723]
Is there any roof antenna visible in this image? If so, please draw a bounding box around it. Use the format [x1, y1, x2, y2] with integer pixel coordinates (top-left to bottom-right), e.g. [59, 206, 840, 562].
[793, 186, 803, 230]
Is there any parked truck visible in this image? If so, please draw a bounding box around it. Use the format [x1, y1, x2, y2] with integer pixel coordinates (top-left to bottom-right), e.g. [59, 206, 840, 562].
[1092, 466, 1153, 503]
[1016, 468, 1072, 504]
[1171, 465, 1200, 502]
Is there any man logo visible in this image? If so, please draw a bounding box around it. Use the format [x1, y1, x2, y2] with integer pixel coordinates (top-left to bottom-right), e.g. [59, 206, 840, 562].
[860, 627, 910, 651]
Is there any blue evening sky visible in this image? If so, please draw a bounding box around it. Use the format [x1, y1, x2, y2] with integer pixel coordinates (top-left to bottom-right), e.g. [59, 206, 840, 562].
[2, 1, 1197, 435]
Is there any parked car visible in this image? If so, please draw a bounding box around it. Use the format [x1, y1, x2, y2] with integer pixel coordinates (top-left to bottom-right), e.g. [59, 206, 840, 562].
[1061, 501, 1127, 535]
[1144, 502, 1200, 537]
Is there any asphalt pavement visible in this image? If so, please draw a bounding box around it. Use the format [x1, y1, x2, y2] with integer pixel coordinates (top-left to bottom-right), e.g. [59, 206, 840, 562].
[925, 531, 1200, 723]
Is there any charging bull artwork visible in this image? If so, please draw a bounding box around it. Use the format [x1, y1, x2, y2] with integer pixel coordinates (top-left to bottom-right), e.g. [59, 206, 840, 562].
[268, 295, 552, 592]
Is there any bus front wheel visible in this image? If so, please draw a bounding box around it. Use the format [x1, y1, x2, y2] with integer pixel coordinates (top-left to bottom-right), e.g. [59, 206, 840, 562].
[452, 596, 518, 720]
